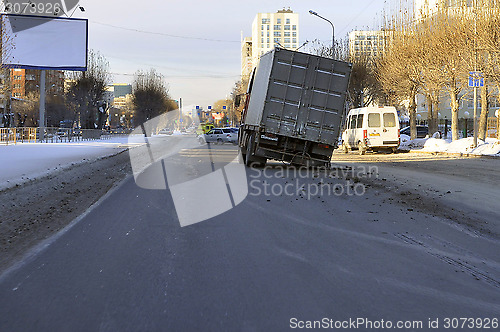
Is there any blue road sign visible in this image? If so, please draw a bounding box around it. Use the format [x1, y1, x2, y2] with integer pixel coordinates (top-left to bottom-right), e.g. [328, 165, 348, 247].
[469, 71, 484, 87]
[223, 106, 226, 110]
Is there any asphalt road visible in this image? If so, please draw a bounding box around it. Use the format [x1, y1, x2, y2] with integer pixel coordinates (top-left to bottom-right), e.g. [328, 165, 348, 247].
[1, 138, 499, 331]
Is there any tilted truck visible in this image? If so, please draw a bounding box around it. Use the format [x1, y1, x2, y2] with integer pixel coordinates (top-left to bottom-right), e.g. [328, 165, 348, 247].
[239, 48, 352, 167]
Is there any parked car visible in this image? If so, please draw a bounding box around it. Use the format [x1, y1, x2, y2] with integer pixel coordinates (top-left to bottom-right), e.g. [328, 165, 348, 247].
[221, 127, 238, 144]
[400, 125, 429, 138]
[199, 128, 224, 144]
[159, 128, 174, 135]
[341, 106, 400, 154]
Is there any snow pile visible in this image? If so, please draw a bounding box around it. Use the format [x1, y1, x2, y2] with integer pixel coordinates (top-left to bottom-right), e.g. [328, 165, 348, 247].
[399, 136, 500, 156]
[470, 139, 500, 156]
[399, 134, 428, 150]
[422, 138, 449, 152]
[444, 137, 481, 154]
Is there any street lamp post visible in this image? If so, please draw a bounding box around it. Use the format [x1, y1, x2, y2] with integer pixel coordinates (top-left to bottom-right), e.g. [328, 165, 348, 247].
[309, 10, 335, 58]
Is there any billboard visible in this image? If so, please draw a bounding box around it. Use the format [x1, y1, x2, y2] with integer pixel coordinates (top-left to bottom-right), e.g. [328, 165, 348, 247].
[1, 14, 88, 71]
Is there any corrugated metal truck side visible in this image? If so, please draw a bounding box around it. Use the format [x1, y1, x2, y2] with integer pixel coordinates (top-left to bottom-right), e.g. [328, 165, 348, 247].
[239, 48, 352, 167]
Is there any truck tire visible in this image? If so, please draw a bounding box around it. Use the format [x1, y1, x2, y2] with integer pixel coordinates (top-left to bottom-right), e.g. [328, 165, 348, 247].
[245, 134, 266, 167]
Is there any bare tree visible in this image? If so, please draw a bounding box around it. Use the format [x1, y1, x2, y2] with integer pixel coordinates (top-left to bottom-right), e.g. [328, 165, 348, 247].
[132, 69, 176, 126]
[230, 78, 249, 124]
[377, 27, 422, 140]
[65, 50, 111, 129]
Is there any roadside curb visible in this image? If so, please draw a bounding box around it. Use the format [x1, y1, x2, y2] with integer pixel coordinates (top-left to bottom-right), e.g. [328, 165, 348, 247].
[405, 149, 500, 160]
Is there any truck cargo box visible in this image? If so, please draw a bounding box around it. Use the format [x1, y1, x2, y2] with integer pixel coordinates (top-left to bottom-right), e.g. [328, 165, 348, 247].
[244, 48, 351, 145]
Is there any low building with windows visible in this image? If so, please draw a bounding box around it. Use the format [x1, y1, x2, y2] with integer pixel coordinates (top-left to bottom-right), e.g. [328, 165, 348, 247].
[348, 30, 390, 59]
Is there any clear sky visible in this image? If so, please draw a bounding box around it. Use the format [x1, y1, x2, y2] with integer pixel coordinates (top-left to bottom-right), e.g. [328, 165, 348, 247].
[78, 0, 389, 108]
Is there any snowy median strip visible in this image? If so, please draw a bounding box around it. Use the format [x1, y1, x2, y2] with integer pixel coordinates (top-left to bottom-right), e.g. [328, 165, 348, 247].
[399, 135, 500, 157]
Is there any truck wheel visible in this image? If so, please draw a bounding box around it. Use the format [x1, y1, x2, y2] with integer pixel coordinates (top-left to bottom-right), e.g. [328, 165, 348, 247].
[245, 134, 266, 167]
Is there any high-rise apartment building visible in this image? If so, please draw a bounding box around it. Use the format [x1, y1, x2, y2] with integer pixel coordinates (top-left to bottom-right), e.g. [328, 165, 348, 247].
[241, 8, 299, 78]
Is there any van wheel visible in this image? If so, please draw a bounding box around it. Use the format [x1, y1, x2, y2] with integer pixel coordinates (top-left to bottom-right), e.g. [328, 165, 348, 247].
[341, 142, 349, 154]
[358, 142, 367, 155]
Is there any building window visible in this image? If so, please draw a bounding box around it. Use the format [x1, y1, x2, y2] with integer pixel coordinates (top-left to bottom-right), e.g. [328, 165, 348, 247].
[292, 44, 297, 49]
[267, 38, 270, 43]
[284, 31, 290, 37]
[277, 18, 281, 24]
[261, 25, 264, 30]
[284, 25, 290, 30]
[261, 31, 264, 36]
[13, 84, 22, 89]
[262, 18, 270, 24]
[292, 32, 296, 37]
[286, 18, 290, 24]
[292, 38, 296, 43]
[274, 38, 281, 43]
[284, 38, 291, 43]
[261, 38, 264, 43]
[274, 31, 281, 37]
[274, 25, 281, 30]
[292, 25, 296, 30]
[285, 44, 290, 48]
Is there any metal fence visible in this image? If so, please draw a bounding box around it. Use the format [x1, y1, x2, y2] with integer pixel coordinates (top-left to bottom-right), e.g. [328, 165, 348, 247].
[0, 127, 128, 145]
[400, 117, 498, 139]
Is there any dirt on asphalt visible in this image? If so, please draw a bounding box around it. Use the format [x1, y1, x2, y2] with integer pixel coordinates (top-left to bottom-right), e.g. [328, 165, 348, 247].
[331, 150, 500, 239]
[1, 147, 499, 275]
[0, 150, 132, 274]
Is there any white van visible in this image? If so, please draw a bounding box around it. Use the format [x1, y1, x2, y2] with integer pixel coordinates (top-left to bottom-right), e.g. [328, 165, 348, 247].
[341, 106, 400, 154]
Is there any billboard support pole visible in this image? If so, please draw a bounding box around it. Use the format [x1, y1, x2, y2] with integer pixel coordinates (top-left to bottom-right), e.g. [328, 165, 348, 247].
[39, 70, 46, 142]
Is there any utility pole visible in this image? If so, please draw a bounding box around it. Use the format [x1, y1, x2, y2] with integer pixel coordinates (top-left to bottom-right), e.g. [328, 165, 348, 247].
[473, 0, 478, 148]
[39, 70, 46, 142]
[179, 97, 182, 130]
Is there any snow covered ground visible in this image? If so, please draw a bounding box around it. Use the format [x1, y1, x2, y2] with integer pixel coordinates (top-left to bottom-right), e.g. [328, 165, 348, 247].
[399, 134, 500, 156]
[0, 137, 145, 190]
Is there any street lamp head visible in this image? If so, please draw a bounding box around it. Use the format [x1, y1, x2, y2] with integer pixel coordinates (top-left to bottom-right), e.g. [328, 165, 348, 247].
[309, 10, 318, 16]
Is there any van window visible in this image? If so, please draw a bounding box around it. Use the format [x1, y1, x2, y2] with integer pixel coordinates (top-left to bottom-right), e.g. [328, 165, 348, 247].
[383, 113, 396, 127]
[356, 114, 364, 128]
[350, 115, 357, 129]
[368, 113, 381, 127]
